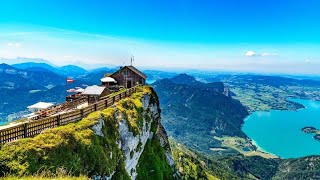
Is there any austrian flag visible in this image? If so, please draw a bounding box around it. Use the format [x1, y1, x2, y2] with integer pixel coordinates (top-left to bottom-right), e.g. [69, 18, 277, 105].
[66, 78, 74, 83]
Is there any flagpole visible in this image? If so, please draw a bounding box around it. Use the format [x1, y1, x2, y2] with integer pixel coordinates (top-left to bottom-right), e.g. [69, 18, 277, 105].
[65, 77, 67, 100]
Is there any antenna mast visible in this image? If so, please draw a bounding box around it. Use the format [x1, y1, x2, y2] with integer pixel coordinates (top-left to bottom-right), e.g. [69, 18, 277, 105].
[131, 56, 134, 66]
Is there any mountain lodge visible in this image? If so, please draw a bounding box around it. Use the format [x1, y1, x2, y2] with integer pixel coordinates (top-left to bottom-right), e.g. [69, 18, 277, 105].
[101, 66, 147, 89]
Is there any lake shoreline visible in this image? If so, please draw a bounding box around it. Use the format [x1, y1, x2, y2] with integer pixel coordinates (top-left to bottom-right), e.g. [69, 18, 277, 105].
[250, 139, 280, 158]
[242, 98, 320, 159]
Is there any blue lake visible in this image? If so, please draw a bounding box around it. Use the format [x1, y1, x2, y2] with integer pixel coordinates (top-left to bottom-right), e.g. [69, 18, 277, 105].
[242, 99, 320, 158]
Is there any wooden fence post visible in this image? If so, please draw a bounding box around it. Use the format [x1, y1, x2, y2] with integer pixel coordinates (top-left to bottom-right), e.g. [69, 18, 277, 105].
[113, 96, 115, 103]
[105, 99, 108, 107]
[80, 109, 84, 118]
[94, 103, 97, 111]
[57, 115, 61, 126]
[23, 123, 28, 138]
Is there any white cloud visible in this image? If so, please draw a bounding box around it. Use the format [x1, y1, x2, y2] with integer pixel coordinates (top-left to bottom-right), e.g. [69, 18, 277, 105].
[7, 42, 21, 47]
[245, 51, 278, 57]
[245, 51, 257, 56]
[305, 59, 311, 62]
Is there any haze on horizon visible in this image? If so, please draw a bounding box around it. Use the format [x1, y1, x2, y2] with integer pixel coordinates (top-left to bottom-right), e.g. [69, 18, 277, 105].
[0, 0, 320, 74]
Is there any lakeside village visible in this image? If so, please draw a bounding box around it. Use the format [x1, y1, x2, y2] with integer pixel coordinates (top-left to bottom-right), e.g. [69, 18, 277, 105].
[3, 65, 147, 125]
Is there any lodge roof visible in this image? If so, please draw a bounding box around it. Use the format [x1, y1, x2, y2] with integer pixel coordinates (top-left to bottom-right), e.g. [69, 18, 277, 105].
[112, 66, 147, 79]
[82, 85, 106, 96]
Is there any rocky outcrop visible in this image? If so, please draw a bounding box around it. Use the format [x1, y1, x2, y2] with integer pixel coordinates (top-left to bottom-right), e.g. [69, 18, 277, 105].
[117, 90, 174, 179]
[117, 95, 154, 179]
[157, 123, 175, 166]
[92, 118, 105, 137]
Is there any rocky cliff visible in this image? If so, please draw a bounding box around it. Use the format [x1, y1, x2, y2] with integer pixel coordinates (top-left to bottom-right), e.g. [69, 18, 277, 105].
[0, 86, 174, 179]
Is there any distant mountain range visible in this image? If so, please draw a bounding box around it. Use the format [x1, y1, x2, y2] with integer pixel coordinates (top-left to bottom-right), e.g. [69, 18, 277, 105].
[12, 62, 89, 78]
[0, 63, 65, 89]
[10, 62, 179, 83]
[0, 57, 53, 65]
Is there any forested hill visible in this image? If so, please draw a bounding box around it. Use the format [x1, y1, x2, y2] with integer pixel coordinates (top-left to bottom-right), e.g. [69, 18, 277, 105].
[152, 74, 249, 155]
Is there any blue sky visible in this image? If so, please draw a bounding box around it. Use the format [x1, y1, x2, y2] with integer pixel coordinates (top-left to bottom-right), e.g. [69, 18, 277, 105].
[0, 0, 320, 73]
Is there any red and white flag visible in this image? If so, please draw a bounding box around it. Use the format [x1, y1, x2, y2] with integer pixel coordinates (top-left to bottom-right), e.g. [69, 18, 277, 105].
[66, 78, 74, 83]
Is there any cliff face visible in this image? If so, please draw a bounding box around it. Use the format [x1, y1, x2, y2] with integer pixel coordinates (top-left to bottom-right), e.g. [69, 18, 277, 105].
[116, 87, 174, 179]
[0, 86, 174, 179]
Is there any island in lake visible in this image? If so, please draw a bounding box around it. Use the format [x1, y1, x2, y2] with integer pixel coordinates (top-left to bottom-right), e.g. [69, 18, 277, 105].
[301, 127, 320, 141]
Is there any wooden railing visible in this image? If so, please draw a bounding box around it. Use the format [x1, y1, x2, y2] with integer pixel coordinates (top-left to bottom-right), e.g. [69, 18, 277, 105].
[31, 96, 88, 120]
[0, 85, 142, 144]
